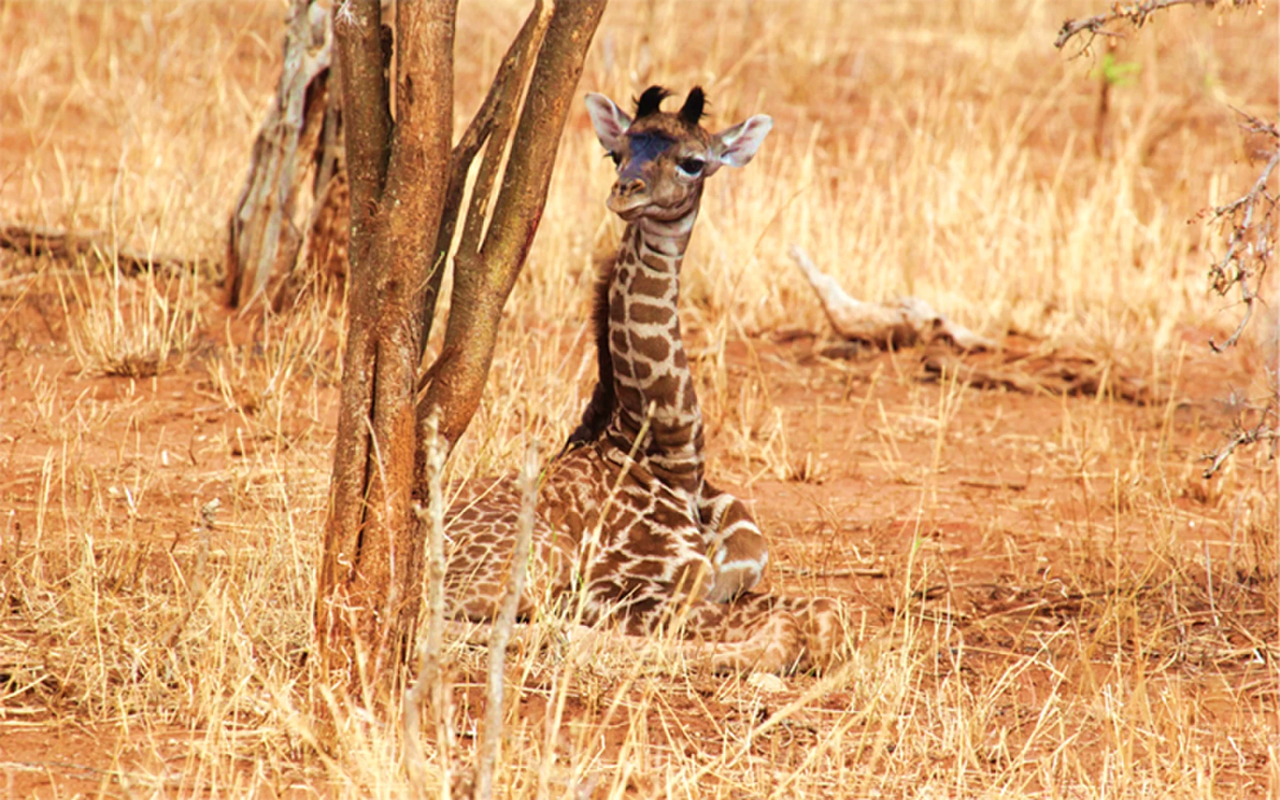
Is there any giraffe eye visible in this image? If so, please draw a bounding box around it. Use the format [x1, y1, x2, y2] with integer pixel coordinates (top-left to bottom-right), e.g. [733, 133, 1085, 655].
[608, 151, 621, 166]
[677, 158, 705, 177]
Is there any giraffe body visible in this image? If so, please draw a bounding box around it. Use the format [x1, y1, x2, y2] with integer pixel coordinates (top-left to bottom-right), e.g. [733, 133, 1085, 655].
[441, 87, 842, 672]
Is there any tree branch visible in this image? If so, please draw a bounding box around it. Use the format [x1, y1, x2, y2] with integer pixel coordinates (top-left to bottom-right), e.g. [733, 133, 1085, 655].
[1208, 134, 1279, 352]
[1055, 0, 1259, 51]
[333, 0, 391, 257]
[457, 3, 552, 262]
[1203, 418, 1279, 478]
[419, 0, 607, 450]
[419, 4, 549, 360]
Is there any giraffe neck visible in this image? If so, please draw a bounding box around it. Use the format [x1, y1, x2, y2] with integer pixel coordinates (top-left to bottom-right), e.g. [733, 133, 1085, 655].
[604, 208, 704, 493]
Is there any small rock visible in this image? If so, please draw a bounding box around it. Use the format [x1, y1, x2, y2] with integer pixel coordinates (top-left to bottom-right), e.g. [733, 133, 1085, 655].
[746, 672, 787, 693]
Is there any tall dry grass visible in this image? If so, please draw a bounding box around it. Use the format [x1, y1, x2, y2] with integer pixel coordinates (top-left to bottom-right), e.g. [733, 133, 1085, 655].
[0, 0, 1276, 797]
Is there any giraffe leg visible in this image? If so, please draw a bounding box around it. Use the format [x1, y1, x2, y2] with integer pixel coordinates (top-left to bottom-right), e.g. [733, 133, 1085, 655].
[698, 481, 768, 603]
[681, 594, 847, 673]
[591, 576, 846, 674]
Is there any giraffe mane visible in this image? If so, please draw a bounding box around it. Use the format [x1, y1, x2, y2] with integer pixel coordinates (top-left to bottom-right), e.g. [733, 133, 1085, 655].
[564, 252, 617, 451]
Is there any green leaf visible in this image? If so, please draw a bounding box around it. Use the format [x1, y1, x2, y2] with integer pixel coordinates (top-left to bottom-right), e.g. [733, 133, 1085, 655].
[1094, 53, 1142, 87]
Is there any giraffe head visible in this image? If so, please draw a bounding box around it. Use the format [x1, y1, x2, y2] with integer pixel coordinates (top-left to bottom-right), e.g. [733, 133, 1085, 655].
[585, 86, 773, 222]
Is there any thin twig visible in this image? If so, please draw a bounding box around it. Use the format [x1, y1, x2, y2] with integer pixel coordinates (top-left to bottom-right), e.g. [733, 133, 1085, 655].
[773, 564, 888, 579]
[1208, 143, 1279, 352]
[958, 478, 1029, 491]
[160, 499, 219, 650]
[474, 443, 540, 800]
[1202, 421, 1279, 478]
[1055, 0, 1258, 51]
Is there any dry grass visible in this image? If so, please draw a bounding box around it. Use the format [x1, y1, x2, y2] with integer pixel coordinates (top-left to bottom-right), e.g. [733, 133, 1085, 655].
[58, 260, 203, 378]
[1, 0, 1277, 797]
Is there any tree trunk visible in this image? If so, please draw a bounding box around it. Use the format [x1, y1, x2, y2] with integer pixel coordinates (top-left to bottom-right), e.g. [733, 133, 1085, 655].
[315, 0, 456, 695]
[313, 0, 606, 702]
[224, 0, 342, 310]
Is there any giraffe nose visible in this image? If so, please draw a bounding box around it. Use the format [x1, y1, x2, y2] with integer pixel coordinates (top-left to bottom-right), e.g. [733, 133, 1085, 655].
[608, 174, 651, 215]
[615, 177, 646, 197]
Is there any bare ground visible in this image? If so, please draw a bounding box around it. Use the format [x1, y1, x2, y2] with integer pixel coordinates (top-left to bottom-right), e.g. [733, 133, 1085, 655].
[1, 287, 1275, 795]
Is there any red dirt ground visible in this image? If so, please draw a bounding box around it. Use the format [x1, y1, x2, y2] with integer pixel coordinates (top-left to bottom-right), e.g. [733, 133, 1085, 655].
[2, 277, 1275, 794]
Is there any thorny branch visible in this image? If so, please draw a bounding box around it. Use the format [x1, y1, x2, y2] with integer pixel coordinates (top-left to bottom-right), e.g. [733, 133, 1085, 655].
[1054, 0, 1260, 51]
[1207, 113, 1278, 353]
[1058, 0, 1277, 478]
[1203, 412, 1279, 478]
[1200, 109, 1279, 476]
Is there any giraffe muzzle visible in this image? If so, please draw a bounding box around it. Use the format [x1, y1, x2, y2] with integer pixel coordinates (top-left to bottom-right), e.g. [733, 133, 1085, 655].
[608, 179, 650, 217]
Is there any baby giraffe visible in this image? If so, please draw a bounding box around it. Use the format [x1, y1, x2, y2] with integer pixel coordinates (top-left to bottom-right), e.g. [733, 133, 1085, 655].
[442, 86, 843, 673]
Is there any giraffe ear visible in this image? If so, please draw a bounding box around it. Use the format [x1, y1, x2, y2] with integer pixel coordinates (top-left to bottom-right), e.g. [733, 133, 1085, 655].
[712, 114, 773, 169]
[585, 93, 632, 154]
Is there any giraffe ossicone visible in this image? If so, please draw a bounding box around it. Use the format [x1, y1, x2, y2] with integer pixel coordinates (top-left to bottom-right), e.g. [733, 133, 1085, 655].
[440, 86, 846, 673]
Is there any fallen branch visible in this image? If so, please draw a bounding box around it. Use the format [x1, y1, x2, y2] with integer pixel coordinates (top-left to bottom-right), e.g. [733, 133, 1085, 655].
[922, 346, 1165, 405]
[788, 244, 994, 352]
[958, 478, 1029, 491]
[790, 245, 1166, 403]
[0, 221, 198, 274]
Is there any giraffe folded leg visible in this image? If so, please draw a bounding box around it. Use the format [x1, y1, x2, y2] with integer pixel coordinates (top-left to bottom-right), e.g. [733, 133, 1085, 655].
[684, 594, 847, 673]
[595, 583, 846, 674]
[698, 481, 769, 604]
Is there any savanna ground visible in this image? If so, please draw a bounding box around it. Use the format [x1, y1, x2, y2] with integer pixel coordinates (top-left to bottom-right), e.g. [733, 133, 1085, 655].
[1, 0, 1278, 797]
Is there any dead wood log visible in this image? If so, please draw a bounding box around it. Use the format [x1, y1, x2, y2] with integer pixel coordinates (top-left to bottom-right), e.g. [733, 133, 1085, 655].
[789, 244, 995, 351]
[790, 244, 1166, 404]
[0, 221, 196, 273]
